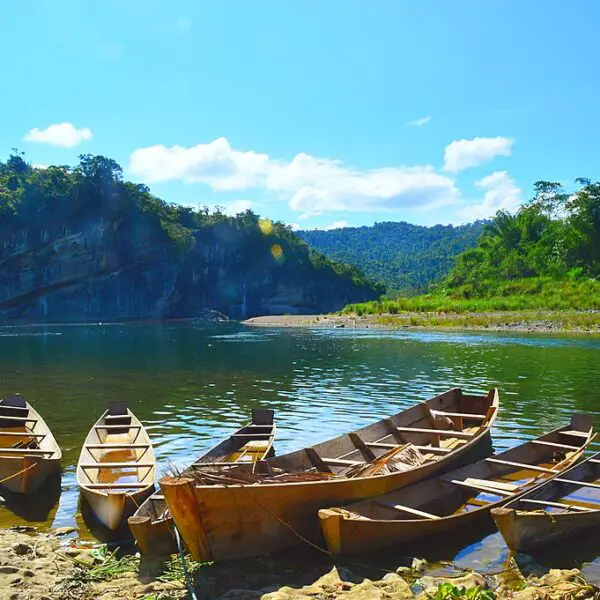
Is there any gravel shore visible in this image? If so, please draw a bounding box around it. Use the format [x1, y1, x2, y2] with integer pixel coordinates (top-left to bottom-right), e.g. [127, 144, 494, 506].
[2, 527, 598, 600]
[243, 312, 600, 334]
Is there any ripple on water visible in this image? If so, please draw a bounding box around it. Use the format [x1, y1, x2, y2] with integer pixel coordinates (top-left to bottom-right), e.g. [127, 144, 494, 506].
[0, 324, 599, 574]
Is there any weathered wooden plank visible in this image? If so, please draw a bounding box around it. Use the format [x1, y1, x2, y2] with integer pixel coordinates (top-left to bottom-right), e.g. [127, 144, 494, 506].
[485, 457, 558, 474]
[531, 440, 581, 451]
[395, 427, 473, 439]
[520, 498, 593, 512]
[80, 462, 154, 469]
[375, 500, 440, 520]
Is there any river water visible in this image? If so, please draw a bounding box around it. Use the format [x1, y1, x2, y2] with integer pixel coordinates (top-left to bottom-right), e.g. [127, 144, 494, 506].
[1, 323, 599, 578]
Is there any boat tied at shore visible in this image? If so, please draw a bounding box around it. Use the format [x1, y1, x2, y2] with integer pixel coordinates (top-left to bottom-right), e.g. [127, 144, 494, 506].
[492, 448, 600, 553]
[160, 387, 499, 562]
[0, 394, 61, 494]
[318, 413, 594, 555]
[77, 402, 156, 531]
[128, 408, 276, 557]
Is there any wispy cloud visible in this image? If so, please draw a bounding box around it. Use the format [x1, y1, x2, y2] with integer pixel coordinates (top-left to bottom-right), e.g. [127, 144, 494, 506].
[442, 137, 513, 173]
[407, 116, 431, 127]
[24, 123, 93, 148]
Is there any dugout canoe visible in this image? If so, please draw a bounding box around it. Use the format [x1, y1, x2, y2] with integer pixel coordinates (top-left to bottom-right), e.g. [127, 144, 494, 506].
[161, 387, 499, 562]
[318, 414, 593, 555]
[128, 408, 276, 558]
[77, 402, 156, 530]
[492, 450, 600, 553]
[0, 394, 61, 493]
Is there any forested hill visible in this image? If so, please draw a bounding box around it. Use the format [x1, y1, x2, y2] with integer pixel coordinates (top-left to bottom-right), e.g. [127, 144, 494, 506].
[299, 221, 484, 293]
[0, 152, 379, 323]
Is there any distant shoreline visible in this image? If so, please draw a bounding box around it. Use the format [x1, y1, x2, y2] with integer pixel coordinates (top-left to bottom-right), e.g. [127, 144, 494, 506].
[242, 310, 600, 334]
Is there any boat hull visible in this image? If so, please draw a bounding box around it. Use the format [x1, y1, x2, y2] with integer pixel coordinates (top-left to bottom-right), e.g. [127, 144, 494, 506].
[161, 428, 493, 562]
[130, 409, 275, 558]
[0, 456, 60, 494]
[318, 419, 591, 555]
[82, 486, 154, 531]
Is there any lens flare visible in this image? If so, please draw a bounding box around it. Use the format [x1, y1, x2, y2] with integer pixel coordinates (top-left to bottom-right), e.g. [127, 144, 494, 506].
[258, 218, 273, 235]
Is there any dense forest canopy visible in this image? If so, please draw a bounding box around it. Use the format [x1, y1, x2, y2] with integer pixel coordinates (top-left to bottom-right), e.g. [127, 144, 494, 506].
[445, 179, 600, 293]
[0, 151, 380, 321]
[299, 221, 484, 294]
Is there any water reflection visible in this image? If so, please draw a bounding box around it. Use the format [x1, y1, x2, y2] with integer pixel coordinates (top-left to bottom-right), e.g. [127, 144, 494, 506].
[0, 324, 599, 576]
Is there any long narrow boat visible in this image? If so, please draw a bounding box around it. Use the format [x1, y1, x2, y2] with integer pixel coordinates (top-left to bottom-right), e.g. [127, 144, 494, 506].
[492, 450, 600, 553]
[0, 394, 61, 493]
[128, 408, 276, 557]
[77, 403, 156, 530]
[318, 415, 593, 555]
[161, 387, 499, 562]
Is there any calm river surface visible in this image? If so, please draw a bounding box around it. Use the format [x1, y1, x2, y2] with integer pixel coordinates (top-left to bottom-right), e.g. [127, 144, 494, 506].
[1, 323, 600, 578]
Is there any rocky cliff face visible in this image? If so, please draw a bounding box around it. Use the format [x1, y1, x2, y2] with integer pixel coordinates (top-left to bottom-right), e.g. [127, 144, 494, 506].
[0, 219, 378, 323]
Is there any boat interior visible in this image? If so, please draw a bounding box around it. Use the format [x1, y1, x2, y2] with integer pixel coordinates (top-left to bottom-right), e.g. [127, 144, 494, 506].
[78, 402, 154, 492]
[0, 394, 56, 459]
[198, 408, 275, 465]
[267, 388, 498, 476]
[339, 416, 593, 522]
[507, 453, 600, 514]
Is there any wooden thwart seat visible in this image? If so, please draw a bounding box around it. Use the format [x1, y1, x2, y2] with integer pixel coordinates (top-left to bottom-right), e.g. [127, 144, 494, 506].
[555, 478, 600, 490]
[520, 498, 593, 512]
[0, 447, 54, 455]
[80, 462, 154, 469]
[485, 457, 558, 474]
[322, 458, 363, 467]
[0, 432, 46, 438]
[394, 426, 473, 439]
[85, 482, 150, 489]
[94, 425, 141, 430]
[432, 411, 487, 420]
[375, 500, 440, 520]
[86, 443, 150, 449]
[532, 440, 581, 451]
[448, 478, 515, 496]
[366, 441, 451, 454]
[0, 414, 37, 423]
[559, 430, 590, 439]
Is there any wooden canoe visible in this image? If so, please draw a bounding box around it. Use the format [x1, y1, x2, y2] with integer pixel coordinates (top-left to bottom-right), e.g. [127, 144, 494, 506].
[318, 414, 593, 555]
[77, 402, 156, 531]
[0, 394, 61, 493]
[161, 387, 499, 562]
[491, 450, 600, 553]
[128, 408, 276, 558]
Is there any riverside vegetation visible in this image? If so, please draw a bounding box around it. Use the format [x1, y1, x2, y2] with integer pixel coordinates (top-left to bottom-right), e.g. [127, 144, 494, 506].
[342, 180, 600, 331]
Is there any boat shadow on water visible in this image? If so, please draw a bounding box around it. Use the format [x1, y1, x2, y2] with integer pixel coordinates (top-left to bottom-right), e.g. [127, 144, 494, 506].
[0, 469, 61, 523]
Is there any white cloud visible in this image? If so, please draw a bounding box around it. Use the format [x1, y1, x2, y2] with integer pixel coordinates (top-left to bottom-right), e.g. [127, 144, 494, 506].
[175, 17, 192, 33]
[287, 222, 302, 231]
[458, 171, 522, 220]
[443, 137, 513, 173]
[407, 116, 431, 127]
[324, 221, 350, 230]
[24, 123, 93, 148]
[32, 163, 49, 170]
[129, 138, 460, 216]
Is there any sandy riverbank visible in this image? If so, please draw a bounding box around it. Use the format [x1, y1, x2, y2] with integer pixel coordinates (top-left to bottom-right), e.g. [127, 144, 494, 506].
[243, 311, 600, 333]
[1, 527, 598, 600]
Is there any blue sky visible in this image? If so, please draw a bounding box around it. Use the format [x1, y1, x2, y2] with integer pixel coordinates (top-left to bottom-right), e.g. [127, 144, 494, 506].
[3, 1, 600, 230]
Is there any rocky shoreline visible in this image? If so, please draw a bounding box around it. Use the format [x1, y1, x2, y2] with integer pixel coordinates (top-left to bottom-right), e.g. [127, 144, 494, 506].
[243, 311, 600, 334]
[1, 527, 599, 600]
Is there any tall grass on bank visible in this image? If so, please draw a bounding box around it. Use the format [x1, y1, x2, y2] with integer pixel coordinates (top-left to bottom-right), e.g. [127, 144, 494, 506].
[342, 277, 600, 315]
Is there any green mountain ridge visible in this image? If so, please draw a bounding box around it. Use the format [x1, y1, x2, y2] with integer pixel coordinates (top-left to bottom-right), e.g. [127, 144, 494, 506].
[298, 221, 485, 294]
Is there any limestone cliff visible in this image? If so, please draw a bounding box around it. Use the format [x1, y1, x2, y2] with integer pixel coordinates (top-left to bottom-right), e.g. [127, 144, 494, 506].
[0, 219, 378, 323]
